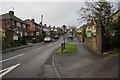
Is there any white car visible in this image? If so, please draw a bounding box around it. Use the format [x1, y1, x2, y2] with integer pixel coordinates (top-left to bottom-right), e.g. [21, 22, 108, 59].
[44, 36, 52, 42]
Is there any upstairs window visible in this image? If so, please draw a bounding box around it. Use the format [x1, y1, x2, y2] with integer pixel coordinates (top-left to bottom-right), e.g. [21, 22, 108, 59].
[33, 24, 35, 27]
[12, 21, 15, 25]
[38, 26, 40, 29]
[22, 24, 26, 28]
[17, 22, 21, 27]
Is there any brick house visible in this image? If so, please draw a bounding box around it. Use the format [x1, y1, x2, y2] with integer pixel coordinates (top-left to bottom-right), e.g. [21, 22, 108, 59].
[24, 19, 42, 36]
[42, 24, 50, 35]
[0, 11, 30, 39]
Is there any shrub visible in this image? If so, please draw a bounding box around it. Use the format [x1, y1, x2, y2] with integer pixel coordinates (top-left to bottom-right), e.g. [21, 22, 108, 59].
[19, 37, 27, 45]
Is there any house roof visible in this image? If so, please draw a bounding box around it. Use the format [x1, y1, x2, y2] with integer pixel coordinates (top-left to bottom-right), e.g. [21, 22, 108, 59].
[0, 11, 28, 25]
[24, 19, 41, 26]
[111, 9, 120, 17]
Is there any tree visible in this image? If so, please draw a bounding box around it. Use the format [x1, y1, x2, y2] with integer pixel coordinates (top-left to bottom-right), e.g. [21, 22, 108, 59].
[78, 0, 114, 27]
[81, 28, 87, 42]
[78, 0, 115, 53]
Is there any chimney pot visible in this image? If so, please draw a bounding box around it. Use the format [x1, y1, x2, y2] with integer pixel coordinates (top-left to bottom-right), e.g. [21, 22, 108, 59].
[40, 22, 42, 24]
[9, 11, 14, 15]
[32, 19, 35, 22]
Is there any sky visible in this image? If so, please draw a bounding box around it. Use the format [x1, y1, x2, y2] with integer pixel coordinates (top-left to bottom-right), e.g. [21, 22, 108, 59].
[1, 2, 85, 28]
[0, 0, 119, 28]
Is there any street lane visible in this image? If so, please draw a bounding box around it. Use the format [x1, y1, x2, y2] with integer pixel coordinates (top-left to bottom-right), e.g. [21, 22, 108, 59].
[1, 38, 63, 78]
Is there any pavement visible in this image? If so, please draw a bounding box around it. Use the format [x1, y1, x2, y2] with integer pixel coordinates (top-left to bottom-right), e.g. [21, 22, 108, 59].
[54, 36, 119, 78]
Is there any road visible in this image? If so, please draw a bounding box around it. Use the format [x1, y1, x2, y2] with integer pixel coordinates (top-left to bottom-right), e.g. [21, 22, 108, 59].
[1, 38, 63, 78]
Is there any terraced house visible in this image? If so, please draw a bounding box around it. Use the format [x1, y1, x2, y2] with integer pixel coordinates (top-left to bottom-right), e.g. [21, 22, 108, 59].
[24, 19, 42, 36]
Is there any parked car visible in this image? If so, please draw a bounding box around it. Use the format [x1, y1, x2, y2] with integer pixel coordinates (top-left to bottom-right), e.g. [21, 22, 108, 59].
[44, 36, 52, 42]
[68, 34, 73, 40]
[54, 35, 59, 39]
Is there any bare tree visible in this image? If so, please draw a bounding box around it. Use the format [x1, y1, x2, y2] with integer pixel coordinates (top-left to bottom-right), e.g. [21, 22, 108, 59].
[77, 0, 116, 53]
[78, 0, 114, 27]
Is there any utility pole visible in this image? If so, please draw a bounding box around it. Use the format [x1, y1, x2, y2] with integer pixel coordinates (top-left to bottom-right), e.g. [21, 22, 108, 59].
[41, 15, 43, 24]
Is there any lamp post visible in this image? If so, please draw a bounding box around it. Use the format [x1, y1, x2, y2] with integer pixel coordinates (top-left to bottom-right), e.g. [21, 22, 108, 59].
[62, 25, 66, 49]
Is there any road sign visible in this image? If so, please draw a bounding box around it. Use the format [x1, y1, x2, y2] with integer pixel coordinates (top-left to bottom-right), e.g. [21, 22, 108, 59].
[13, 35, 18, 40]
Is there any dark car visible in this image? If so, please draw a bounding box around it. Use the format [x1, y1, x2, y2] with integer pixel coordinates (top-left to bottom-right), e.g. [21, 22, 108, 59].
[44, 36, 52, 42]
[68, 34, 73, 40]
[54, 35, 59, 39]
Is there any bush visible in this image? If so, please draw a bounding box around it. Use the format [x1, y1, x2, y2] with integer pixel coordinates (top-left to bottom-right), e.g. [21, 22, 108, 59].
[19, 37, 27, 45]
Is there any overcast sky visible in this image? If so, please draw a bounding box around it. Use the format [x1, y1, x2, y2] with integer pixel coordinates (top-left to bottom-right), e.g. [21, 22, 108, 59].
[1, 2, 86, 28]
[0, 0, 119, 28]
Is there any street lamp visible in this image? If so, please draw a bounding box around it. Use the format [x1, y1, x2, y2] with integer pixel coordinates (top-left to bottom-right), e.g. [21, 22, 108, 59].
[62, 25, 66, 49]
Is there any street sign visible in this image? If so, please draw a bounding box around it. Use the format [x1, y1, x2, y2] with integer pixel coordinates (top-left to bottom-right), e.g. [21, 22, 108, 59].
[13, 35, 18, 40]
[36, 32, 39, 35]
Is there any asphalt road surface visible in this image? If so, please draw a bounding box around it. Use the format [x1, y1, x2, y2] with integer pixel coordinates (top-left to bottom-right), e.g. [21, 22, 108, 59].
[1, 38, 63, 78]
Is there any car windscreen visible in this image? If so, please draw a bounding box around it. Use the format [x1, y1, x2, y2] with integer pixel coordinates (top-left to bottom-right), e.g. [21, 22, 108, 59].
[45, 36, 50, 38]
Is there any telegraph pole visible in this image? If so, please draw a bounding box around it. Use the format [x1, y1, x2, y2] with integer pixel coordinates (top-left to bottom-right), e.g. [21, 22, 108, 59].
[41, 15, 43, 24]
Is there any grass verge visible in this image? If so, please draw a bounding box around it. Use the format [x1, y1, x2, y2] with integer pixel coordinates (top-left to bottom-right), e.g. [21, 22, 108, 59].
[57, 44, 77, 53]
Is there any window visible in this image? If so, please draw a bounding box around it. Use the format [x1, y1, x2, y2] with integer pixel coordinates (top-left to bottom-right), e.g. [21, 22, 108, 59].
[6, 21, 9, 24]
[22, 24, 26, 28]
[33, 24, 35, 27]
[12, 21, 15, 25]
[17, 22, 21, 27]
[38, 26, 40, 29]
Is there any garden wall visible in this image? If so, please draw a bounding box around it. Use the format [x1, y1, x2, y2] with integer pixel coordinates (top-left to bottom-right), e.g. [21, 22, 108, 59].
[85, 37, 97, 52]
[76, 33, 83, 42]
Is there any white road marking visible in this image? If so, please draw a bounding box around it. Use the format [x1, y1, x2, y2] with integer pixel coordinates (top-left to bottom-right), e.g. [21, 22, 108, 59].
[33, 47, 44, 51]
[35, 43, 39, 45]
[50, 43, 53, 45]
[0, 63, 20, 77]
[54, 42, 58, 44]
[32, 49, 38, 51]
[46, 44, 51, 47]
[0, 54, 24, 63]
[37, 47, 43, 49]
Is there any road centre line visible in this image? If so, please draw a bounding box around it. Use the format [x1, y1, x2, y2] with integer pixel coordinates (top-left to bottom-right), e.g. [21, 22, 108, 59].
[33, 43, 54, 51]
[50, 43, 53, 45]
[37, 47, 43, 49]
[0, 53, 24, 63]
[32, 47, 44, 51]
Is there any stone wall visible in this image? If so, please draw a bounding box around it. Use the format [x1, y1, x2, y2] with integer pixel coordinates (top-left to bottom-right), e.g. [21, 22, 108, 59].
[76, 32, 83, 42]
[85, 37, 97, 52]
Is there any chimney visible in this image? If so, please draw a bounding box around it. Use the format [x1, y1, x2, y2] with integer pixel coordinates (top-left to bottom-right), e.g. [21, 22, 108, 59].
[40, 22, 42, 25]
[31, 19, 35, 22]
[9, 11, 14, 15]
[44, 24, 46, 26]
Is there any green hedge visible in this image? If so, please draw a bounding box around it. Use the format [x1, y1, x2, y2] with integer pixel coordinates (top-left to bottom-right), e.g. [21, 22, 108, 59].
[2, 32, 47, 50]
[2, 37, 27, 50]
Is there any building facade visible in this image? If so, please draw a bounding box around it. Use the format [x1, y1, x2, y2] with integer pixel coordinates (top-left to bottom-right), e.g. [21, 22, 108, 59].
[25, 19, 42, 36]
[0, 11, 30, 41]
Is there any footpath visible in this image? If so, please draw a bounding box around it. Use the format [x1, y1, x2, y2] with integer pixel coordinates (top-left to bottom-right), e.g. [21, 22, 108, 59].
[54, 36, 118, 78]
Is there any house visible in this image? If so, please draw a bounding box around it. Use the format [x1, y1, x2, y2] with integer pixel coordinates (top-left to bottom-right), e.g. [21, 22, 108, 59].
[0, 11, 30, 40]
[42, 24, 50, 35]
[86, 22, 96, 37]
[24, 19, 42, 36]
[111, 9, 120, 22]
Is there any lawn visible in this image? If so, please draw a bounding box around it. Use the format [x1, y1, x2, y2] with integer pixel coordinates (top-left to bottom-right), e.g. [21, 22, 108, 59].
[57, 44, 77, 53]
